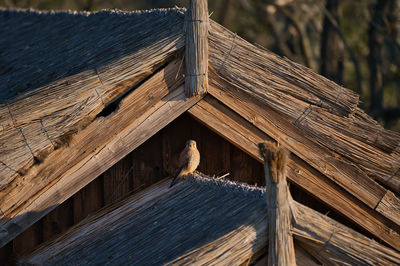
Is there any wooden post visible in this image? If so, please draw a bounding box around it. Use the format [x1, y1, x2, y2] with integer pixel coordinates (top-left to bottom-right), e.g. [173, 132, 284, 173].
[259, 141, 296, 266]
[185, 0, 208, 97]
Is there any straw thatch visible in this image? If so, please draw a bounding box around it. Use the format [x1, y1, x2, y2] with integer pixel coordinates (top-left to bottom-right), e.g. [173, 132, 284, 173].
[0, 5, 400, 258]
[209, 21, 400, 195]
[18, 174, 400, 265]
[0, 7, 185, 187]
[0, 7, 187, 247]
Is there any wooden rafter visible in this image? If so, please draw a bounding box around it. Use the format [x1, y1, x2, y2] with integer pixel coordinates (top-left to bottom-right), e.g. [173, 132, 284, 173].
[207, 72, 400, 229]
[208, 21, 400, 194]
[187, 95, 400, 250]
[0, 59, 203, 248]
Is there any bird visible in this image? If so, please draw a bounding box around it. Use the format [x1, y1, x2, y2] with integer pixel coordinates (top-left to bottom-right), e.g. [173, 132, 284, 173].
[169, 140, 200, 188]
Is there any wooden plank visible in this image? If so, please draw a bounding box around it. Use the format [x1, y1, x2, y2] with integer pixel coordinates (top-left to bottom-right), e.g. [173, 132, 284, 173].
[259, 142, 296, 266]
[12, 220, 42, 256]
[0, 60, 202, 248]
[207, 76, 400, 227]
[255, 244, 321, 266]
[102, 155, 133, 206]
[0, 241, 12, 264]
[185, 0, 208, 96]
[292, 201, 400, 265]
[293, 244, 320, 266]
[161, 116, 192, 178]
[73, 177, 104, 224]
[42, 198, 74, 243]
[187, 96, 400, 250]
[0, 58, 184, 219]
[376, 190, 400, 226]
[131, 133, 164, 191]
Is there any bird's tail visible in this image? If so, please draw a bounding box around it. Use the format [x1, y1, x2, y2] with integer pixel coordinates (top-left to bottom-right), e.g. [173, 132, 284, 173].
[169, 167, 184, 188]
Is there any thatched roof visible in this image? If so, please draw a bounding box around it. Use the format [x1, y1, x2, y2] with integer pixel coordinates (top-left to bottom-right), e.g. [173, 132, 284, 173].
[0, 7, 184, 102]
[0, 6, 400, 255]
[0, 7, 184, 182]
[18, 174, 400, 265]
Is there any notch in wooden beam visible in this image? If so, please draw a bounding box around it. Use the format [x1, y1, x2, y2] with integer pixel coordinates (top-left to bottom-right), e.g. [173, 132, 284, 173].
[259, 141, 296, 266]
[185, 0, 209, 97]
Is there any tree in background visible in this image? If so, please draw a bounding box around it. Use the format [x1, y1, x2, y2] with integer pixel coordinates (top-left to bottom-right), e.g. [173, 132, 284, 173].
[1, 0, 399, 130]
[320, 0, 343, 85]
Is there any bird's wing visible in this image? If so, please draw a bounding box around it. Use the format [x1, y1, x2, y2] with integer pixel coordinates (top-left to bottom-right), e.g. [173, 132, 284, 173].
[178, 147, 190, 167]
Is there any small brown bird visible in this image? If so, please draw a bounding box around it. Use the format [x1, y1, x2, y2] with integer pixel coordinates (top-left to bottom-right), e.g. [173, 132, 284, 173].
[170, 140, 200, 188]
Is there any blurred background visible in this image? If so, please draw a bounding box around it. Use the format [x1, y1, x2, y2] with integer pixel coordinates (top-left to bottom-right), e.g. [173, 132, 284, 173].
[1, 0, 400, 131]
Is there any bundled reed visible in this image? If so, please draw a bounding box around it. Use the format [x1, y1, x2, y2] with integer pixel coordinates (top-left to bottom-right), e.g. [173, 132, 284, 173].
[19, 175, 400, 265]
[0, 8, 185, 216]
[209, 21, 400, 194]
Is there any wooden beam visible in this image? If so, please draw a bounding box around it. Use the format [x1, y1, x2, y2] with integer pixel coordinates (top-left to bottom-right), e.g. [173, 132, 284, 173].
[209, 20, 400, 195]
[0, 58, 183, 218]
[185, 0, 208, 96]
[187, 96, 400, 250]
[0, 18, 185, 191]
[291, 200, 400, 265]
[207, 75, 400, 227]
[0, 59, 202, 248]
[254, 246, 320, 266]
[259, 142, 296, 266]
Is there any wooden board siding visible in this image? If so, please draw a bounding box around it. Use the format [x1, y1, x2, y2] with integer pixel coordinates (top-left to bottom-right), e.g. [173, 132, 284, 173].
[161, 114, 264, 185]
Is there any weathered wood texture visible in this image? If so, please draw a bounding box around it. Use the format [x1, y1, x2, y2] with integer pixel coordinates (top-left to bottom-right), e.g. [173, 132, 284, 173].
[0, 8, 185, 211]
[207, 69, 400, 228]
[4, 135, 165, 259]
[0, 58, 203, 248]
[1, 8, 399, 263]
[185, 0, 208, 96]
[208, 20, 400, 195]
[254, 246, 320, 266]
[259, 142, 296, 266]
[292, 200, 400, 266]
[1, 111, 265, 259]
[187, 96, 400, 250]
[19, 175, 400, 265]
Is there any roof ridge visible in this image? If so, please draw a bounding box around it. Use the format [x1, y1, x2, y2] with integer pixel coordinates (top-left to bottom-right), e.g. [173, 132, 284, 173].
[189, 172, 266, 199]
[0, 6, 186, 17]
